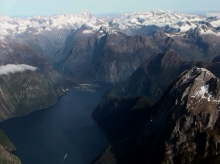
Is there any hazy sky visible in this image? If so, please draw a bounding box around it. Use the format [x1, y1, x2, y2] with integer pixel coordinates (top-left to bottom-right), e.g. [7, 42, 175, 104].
[0, 0, 220, 16]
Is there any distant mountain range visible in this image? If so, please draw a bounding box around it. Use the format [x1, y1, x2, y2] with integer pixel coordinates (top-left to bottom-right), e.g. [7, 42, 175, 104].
[207, 11, 220, 17]
[1, 10, 220, 61]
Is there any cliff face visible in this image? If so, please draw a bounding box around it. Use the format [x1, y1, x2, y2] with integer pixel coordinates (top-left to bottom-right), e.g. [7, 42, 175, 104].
[145, 67, 220, 164]
[0, 70, 63, 121]
[93, 96, 152, 141]
[105, 50, 220, 106]
[56, 25, 220, 85]
[94, 67, 220, 164]
[57, 27, 162, 83]
[0, 41, 67, 121]
[0, 130, 21, 164]
[107, 50, 192, 102]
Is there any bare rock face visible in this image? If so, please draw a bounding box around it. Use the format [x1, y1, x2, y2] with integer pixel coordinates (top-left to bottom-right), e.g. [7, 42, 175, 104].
[107, 50, 192, 103]
[139, 67, 220, 164]
[103, 53, 220, 110]
[57, 24, 220, 85]
[57, 27, 162, 83]
[0, 145, 21, 164]
[0, 130, 21, 164]
[94, 67, 220, 164]
[157, 67, 220, 164]
[0, 70, 62, 121]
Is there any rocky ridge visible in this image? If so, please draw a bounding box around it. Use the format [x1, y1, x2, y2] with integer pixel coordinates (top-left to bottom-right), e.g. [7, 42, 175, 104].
[0, 130, 20, 164]
[94, 67, 220, 164]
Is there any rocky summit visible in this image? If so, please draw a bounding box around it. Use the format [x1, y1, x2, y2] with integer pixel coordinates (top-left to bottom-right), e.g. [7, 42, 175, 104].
[94, 67, 220, 164]
[149, 67, 220, 164]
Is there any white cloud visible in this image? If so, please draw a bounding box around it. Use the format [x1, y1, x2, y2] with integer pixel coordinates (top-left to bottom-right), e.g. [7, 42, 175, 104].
[0, 64, 37, 75]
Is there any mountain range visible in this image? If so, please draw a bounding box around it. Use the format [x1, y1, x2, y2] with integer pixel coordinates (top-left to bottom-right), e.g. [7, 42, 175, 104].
[1, 10, 220, 163]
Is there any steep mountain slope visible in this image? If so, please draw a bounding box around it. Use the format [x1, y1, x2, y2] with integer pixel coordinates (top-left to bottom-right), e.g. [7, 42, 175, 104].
[94, 67, 220, 164]
[0, 13, 104, 61]
[0, 39, 67, 121]
[104, 47, 220, 104]
[93, 53, 220, 139]
[0, 130, 20, 164]
[57, 26, 162, 83]
[0, 66, 62, 121]
[56, 16, 220, 84]
[107, 50, 192, 102]
[93, 96, 152, 141]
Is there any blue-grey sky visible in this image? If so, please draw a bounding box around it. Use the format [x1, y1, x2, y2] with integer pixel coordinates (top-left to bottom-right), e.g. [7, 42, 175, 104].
[0, 0, 220, 16]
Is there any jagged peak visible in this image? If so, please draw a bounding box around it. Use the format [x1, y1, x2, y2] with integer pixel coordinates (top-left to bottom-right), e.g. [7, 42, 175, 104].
[177, 67, 215, 84]
[1, 11, 220, 45]
[168, 67, 220, 111]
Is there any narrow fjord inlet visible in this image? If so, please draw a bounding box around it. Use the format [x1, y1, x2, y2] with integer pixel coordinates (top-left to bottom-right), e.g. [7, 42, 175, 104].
[0, 88, 108, 164]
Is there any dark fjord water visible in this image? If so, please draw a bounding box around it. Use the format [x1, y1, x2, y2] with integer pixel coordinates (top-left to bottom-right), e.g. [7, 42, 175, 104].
[0, 88, 108, 164]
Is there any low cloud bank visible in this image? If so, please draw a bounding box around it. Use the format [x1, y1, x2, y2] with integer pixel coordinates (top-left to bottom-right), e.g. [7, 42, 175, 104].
[0, 64, 37, 75]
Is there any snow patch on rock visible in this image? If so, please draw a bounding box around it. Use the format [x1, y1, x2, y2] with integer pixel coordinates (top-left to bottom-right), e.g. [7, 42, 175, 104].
[191, 84, 220, 103]
[193, 85, 210, 99]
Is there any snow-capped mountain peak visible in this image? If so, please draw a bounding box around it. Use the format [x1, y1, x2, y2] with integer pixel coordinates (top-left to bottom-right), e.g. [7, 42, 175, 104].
[0, 12, 104, 38]
[1, 10, 220, 39]
[109, 10, 204, 30]
[1, 10, 220, 60]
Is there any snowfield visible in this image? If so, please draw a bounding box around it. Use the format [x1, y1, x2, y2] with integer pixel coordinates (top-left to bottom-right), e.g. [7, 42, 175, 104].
[0, 10, 220, 39]
[0, 10, 220, 60]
